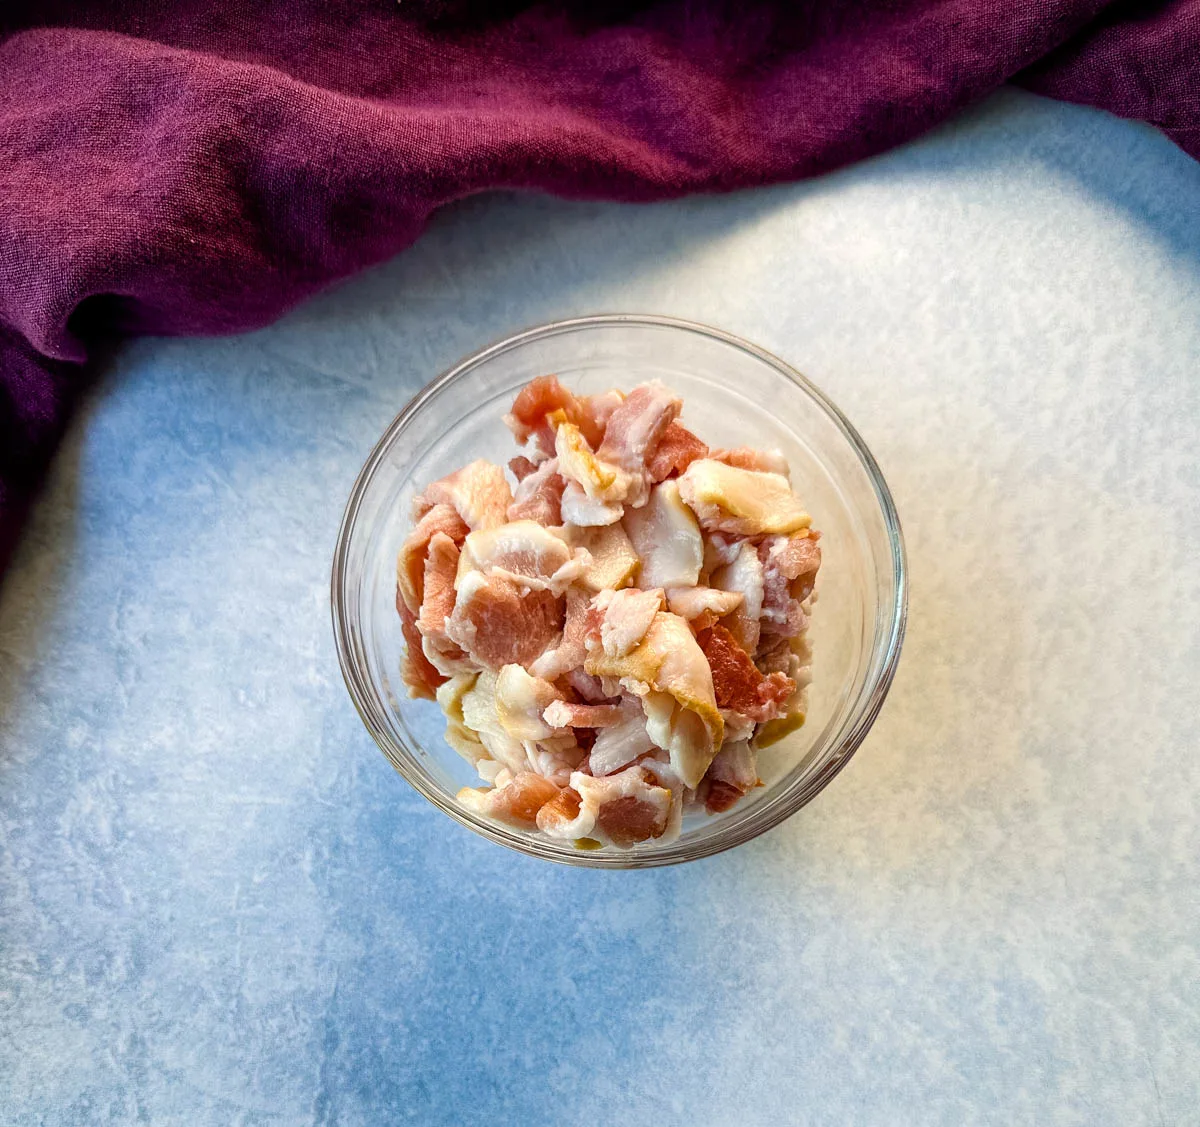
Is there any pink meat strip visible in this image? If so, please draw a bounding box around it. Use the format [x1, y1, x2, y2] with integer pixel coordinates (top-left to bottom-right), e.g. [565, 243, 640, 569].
[698, 624, 795, 724]
[505, 376, 616, 458]
[417, 533, 460, 640]
[703, 741, 759, 813]
[396, 589, 445, 699]
[507, 457, 566, 526]
[758, 532, 821, 638]
[396, 502, 469, 614]
[769, 532, 822, 599]
[528, 586, 592, 679]
[647, 421, 709, 482]
[596, 382, 681, 496]
[444, 574, 562, 670]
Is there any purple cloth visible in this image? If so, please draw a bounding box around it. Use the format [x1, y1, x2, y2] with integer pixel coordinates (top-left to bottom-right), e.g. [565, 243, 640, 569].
[1, 1, 1197, 577]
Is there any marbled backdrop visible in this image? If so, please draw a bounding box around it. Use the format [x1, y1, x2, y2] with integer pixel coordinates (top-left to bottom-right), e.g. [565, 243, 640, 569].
[2, 90, 1198, 1125]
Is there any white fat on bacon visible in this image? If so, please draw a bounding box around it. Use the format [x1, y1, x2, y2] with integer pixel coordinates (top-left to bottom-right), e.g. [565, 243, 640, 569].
[592, 586, 664, 659]
[543, 699, 624, 730]
[457, 520, 586, 595]
[665, 585, 744, 622]
[678, 458, 810, 537]
[622, 478, 703, 590]
[554, 421, 632, 504]
[587, 702, 656, 778]
[710, 446, 791, 478]
[710, 540, 765, 654]
[560, 480, 624, 527]
[567, 522, 640, 592]
[494, 664, 562, 742]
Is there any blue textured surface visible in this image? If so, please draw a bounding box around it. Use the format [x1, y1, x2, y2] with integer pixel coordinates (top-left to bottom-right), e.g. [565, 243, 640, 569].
[2, 90, 1200, 1125]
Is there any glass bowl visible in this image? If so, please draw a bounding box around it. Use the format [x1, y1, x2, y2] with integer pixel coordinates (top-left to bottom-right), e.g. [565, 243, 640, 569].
[331, 314, 906, 867]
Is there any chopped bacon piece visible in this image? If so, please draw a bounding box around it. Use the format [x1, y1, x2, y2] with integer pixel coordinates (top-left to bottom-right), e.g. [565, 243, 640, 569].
[413, 459, 513, 530]
[460, 520, 580, 592]
[536, 767, 672, 846]
[711, 540, 765, 654]
[758, 551, 803, 640]
[678, 459, 809, 537]
[623, 479, 702, 589]
[703, 740, 759, 813]
[397, 589, 446, 698]
[589, 768, 673, 846]
[597, 795, 668, 847]
[417, 533, 459, 638]
[507, 375, 606, 449]
[494, 664, 562, 741]
[444, 572, 562, 670]
[572, 522, 639, 592]
[529, 586, 592, 680]
[706, 779, 744, 813]
[396, 503, 469, 614]
[759, 533, 820, 637]
[665, 586, 743, 622]
[509, 375, 573, 436]
[458, 772, 561, 830]
[697, 624, 795, 723]
[765, 532, 822, 601]
[597, 382, 681, 468]
[507, 458, 566, 526]
[560, 480, 623, 526]
[596, 382, 681, 504]
[535, 785, 584, 834]
[593, 587, 663, 659]
[648, 421, 709, 482]
[416, 535, 473, 676]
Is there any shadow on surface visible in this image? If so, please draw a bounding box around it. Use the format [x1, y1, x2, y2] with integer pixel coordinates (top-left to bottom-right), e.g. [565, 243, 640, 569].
[0, 418, 84, 767]
[844, 89, 1200, 268]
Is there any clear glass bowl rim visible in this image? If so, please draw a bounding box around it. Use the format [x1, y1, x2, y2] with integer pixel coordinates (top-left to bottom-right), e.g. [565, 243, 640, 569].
[331, 313, 908, 868]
